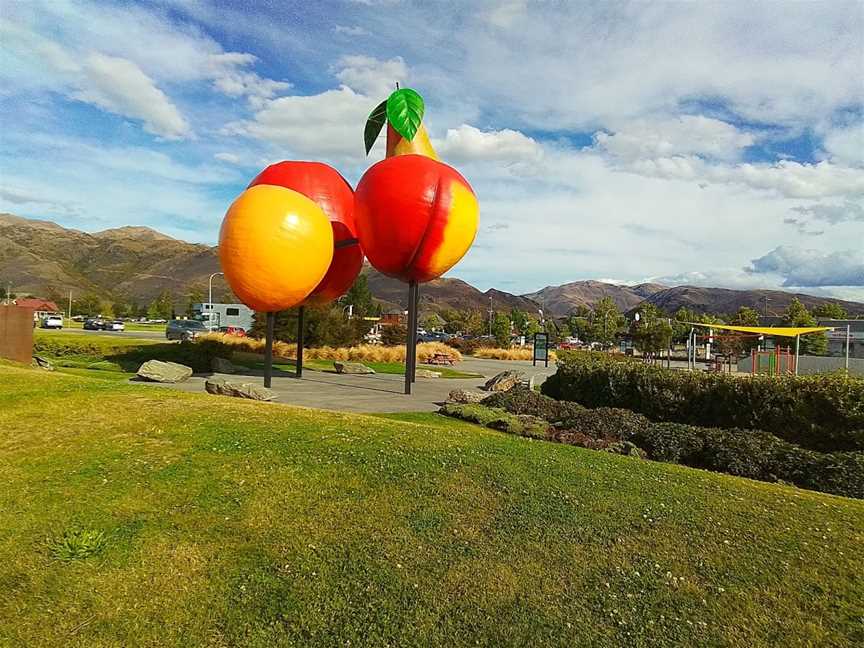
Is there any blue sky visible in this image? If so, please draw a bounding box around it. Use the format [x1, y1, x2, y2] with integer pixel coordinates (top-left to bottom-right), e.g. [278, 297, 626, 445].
[1, 0, 863, 298]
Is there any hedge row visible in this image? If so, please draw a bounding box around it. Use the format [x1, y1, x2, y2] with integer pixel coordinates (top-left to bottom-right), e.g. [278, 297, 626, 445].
[34, 337, 233, 373]
[441, 398, 864, 499]
[541, 351, 864, 452]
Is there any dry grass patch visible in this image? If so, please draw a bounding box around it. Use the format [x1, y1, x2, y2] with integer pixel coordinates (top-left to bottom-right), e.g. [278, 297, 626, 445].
[199, 333, 461, 363]
[473, 347, 558, 361]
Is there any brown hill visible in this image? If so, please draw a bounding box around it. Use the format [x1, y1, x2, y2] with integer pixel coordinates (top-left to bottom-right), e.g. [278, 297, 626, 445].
[641, 286, 864, 317]
[521, 280, 650, 316]
[4, 214, 861, 317]
[0, 213, 225, 305]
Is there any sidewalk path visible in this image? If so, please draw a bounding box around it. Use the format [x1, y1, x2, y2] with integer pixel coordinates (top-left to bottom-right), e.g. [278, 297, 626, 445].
[145, 357, 558, 413]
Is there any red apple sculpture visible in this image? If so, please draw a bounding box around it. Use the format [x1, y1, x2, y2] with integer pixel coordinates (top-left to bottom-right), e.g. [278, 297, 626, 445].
[249, 161, 363, 303]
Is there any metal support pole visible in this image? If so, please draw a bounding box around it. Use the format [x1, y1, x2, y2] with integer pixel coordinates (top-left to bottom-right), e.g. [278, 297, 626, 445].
[404, 281, 418, 395]
[846, 325, 851, 372]
[296, 306, 305, 379]
[794, 335, 800, 376]
[264, 311, 275, 388]
[412, 282, 420, 382]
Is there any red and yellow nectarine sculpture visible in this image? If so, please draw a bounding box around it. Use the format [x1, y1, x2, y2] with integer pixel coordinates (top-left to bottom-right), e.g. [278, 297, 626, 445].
[219, 184, 334, 312]
[248, 161, 363, 304]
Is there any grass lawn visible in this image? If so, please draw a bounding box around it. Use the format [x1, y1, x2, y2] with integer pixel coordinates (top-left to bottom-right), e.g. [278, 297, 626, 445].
[1, 363, 862, 647]
[34, 330, 162, 348]
[62, 321, 167, 333]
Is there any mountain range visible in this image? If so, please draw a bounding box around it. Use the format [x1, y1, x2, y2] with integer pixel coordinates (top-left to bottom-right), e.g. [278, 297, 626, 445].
[3, 213, 862, 318]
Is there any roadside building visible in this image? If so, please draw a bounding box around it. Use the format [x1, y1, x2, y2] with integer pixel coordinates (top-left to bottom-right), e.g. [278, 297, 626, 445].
[819, 319, 864, 359]
[13, 298, 61, 323]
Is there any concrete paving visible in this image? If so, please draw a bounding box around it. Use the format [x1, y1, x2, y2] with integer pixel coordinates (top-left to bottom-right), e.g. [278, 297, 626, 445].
[144, 357, 559, 413]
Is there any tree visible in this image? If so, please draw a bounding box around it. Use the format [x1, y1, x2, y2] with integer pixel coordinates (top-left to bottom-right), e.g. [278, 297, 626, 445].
[147, 290, 174, 321]
[631, 303, 672, 360]
[344, 275, 378, 318]
[251, 304, 363, 347]
[72, 293, 103, 317]
[186, 287, 205, 316]
[672, 307, 698, 343]
[509, 309, 530, 336]
[812, 302, 848, 320]
[782, 297, 827, 355]
[590, 297, 624, 347]
[380, 323, 407, 346]
[491, 312, 511, 347]
[716, 306, 761, 357]
[421, 312, 444, 330]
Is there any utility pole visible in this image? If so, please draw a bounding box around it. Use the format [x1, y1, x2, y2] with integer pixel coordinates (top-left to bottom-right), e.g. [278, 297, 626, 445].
[68, 290, 72, 319]
[488, 296, 493, 337]
[762, 295, 770, 317]
[208, 272, 224, 331]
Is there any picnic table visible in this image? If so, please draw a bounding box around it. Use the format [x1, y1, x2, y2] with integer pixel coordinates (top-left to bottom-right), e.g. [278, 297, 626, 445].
[426, 353, 455, 366]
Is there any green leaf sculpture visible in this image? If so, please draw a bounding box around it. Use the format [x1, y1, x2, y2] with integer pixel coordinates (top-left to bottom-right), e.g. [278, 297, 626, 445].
[364, 100, 387, 155]
[386, 88, 424, 143]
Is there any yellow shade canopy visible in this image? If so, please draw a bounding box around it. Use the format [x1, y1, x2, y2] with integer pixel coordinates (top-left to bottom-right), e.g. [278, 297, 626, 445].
[685, 323, 832, 337]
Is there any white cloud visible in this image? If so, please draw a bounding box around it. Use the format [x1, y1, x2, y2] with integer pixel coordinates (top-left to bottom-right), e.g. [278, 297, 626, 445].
[595, 116, 755, 162]
[72, 53, 190, 139]
[214, 152, 241, 164]
[747, 246, 864, 287]
[434, 125, 543, 165]
[334, 25, 370, 37]
[333, 55, 407, 98]
[224, 86, 374, 161]
[619, 157, 864, 199]
[820, 123, 864, 167]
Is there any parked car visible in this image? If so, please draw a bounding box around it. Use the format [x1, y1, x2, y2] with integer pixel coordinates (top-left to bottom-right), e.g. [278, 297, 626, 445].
[166, 319, 208, 341]
[40, 315, 63, 329]
[417, 330, 451, 343]
[103, 320, 125, 332]
[83, 317, 105, 330]
[218, 326, 246, 337]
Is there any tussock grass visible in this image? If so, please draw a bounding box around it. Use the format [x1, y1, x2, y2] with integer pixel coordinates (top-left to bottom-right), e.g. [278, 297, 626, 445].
[473, 347, 558, 361]
[199, 333, 462, 363]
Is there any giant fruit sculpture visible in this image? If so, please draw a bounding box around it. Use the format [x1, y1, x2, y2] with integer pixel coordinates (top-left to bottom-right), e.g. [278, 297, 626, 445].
[219, 184, 334, 312]
[248, 161, 363, 304]
[356, 88, 479, 283]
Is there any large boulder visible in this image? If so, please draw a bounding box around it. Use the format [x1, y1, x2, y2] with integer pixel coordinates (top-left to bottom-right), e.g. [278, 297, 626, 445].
[137, 360, 192, 383]
[483, 370, 523, 392]
[448, 389, 487, 404]
[211, 357, 237, 374]
[334, 361, 375, 375]
[205, 378, 277, 401]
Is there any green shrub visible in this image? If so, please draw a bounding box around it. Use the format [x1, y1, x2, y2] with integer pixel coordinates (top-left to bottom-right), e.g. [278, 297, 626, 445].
[483, 385, 586, 420]
[440, 402, 864, 499]
[543, 351, 864, 451]
[439, 404, 553, 440]
[36, 335, 232, 373]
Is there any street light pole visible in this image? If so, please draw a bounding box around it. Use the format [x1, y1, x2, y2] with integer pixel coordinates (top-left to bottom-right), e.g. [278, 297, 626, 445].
[208, 272, 224, 331]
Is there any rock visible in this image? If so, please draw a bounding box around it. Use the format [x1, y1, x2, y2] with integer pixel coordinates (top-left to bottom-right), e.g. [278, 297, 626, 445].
[483, 370, 523, 392]
[205, 377, 231, 395]
[211, 357, 237, 374]
[334, 361, 375, 375]
[415, 369, 441, 378]
[447, 389, 488, 404]
[205, 378, 277, 401]
[137, 360, 193, 383]
[31, 355, 54, 371]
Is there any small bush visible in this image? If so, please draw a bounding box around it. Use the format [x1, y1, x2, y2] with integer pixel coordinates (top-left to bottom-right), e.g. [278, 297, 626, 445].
[48, 528, 106, 561]
[484, 385, 586, 421]
[380, 324, 408, 346]
[439, 404, 553, 440]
